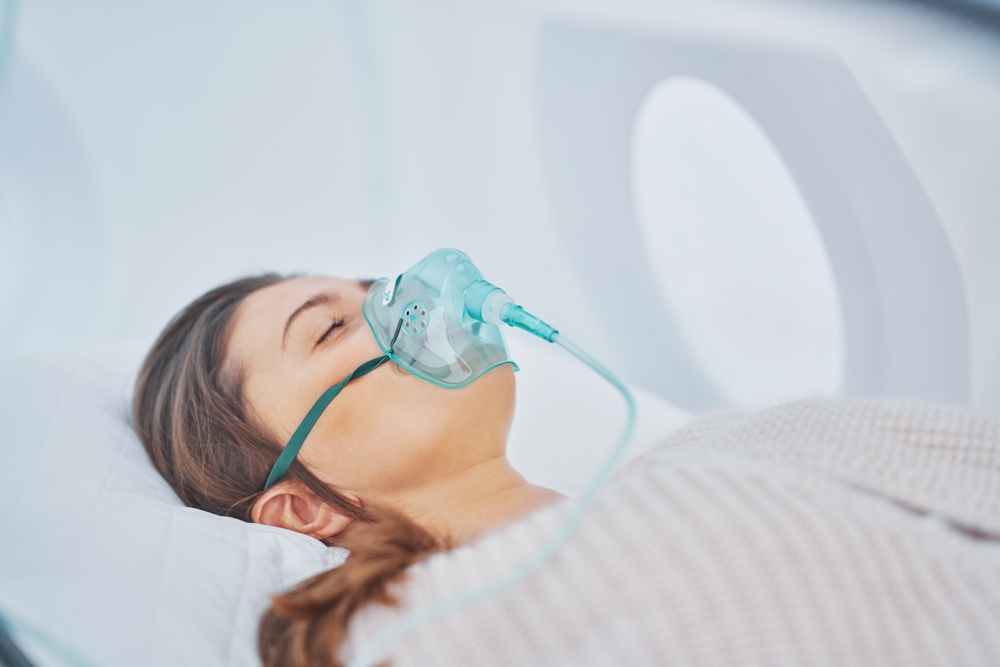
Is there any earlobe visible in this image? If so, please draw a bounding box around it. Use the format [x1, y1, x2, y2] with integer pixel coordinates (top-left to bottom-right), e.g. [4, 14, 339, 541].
[252, 480, 354, 540]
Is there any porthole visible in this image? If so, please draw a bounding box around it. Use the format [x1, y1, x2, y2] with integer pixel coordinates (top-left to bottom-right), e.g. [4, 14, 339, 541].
[631, 77, 843, 407]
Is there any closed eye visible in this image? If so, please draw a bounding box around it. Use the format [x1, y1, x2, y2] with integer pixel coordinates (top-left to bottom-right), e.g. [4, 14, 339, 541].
[314, 315, 346, 348]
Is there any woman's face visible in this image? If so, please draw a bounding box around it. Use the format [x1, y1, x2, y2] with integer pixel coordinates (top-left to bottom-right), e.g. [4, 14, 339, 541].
[226, 276, 517, 504]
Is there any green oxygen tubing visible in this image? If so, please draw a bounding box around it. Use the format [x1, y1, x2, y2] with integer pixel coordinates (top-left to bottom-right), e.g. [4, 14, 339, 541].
[346, 273, 637, 667]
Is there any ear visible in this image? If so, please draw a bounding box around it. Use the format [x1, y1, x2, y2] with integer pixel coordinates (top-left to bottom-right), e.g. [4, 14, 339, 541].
[251, 478, 356, 540]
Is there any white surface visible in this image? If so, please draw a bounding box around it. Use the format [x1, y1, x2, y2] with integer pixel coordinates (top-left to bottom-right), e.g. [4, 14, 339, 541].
[1, 0, 997, 415]
[632, 76, 843, 407]
[0, 336, 690, 667]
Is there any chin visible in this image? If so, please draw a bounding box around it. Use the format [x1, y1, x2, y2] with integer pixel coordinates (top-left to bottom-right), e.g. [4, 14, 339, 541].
[478, 364, 517, 402]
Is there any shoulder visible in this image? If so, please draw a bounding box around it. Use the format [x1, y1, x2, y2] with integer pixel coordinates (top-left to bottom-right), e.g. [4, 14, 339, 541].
[621, 398, 1000, 534]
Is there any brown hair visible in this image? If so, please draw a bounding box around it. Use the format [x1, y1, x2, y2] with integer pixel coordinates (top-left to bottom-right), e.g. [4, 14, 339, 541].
[133, 275, 440, 667]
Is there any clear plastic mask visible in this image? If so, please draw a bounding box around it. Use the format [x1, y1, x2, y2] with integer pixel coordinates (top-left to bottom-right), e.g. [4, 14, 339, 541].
[362, 248, 518, 388]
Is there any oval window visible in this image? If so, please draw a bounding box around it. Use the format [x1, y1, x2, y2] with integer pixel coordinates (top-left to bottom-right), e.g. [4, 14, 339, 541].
[631, 77, 843, 408]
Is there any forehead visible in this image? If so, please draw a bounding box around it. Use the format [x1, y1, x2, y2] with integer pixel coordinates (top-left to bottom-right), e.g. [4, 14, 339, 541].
[227, 275, 355, 366]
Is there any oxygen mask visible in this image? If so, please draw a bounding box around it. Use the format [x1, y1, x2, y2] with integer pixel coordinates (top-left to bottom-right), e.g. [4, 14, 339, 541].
[361, 248, 519, 388]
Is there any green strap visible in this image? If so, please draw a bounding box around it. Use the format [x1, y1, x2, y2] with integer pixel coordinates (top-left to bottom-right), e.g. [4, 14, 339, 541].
[263, 355, 391, 491]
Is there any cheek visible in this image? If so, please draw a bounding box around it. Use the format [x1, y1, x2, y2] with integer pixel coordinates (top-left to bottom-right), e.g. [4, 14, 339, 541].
[283, 324, 387, 435]
[298, 370, 425, 491]
[299, 363, 518, 495]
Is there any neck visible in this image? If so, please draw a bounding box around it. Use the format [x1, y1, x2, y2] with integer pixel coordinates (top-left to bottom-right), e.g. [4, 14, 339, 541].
[387, 455, 563, 546]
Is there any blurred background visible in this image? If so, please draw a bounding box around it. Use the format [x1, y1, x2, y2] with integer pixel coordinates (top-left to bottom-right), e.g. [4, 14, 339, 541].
[1, 0, 998, 417]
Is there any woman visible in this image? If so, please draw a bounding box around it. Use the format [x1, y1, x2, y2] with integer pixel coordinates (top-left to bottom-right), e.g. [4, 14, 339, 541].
[135, 272, 1000, 667]
[133, 273, 562, 667]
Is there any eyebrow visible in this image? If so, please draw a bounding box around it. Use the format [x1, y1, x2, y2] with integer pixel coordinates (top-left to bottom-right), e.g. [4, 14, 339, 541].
[282, 292, 341, 349]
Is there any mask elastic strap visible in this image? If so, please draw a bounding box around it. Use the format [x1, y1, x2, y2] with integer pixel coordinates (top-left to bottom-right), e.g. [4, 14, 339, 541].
[262, 355, 391, 491]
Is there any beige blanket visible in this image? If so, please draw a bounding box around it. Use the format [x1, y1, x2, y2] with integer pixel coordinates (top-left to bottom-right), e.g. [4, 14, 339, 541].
[344, 400, 1000, 666]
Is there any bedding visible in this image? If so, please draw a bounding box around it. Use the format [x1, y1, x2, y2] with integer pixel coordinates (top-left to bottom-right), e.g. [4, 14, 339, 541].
[0, 335, 689, 667]
[343, 399, 1000, 667]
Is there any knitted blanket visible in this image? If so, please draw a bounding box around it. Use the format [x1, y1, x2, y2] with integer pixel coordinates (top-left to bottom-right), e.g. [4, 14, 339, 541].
[343, 400, 1000, 666]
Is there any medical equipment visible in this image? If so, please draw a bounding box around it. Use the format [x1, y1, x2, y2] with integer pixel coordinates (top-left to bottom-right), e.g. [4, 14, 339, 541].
[363, 248, 521, 388]
[258, 247, 638, 667]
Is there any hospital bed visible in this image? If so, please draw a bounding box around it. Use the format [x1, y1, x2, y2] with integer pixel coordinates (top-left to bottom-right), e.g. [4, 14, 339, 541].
[2, 0, 999, 665]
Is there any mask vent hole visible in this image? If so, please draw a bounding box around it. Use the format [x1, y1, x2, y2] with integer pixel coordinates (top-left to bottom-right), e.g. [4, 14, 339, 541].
[401, 301, 429, 336]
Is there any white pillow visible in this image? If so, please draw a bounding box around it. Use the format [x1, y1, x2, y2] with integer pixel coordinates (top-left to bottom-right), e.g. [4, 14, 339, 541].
[0, 341, 689, 667]
[0, 354, 346, 667]
[506, 334, 693, 495]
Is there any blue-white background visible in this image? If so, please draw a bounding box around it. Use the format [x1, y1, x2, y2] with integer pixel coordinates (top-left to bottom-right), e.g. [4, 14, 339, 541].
[1, 0, 999, 416]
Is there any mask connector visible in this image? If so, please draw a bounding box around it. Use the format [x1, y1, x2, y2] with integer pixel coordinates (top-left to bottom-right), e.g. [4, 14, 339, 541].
[464, 280, 559, 342]
[463, 280, 511, 324]
[500, 305, 558, 342]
